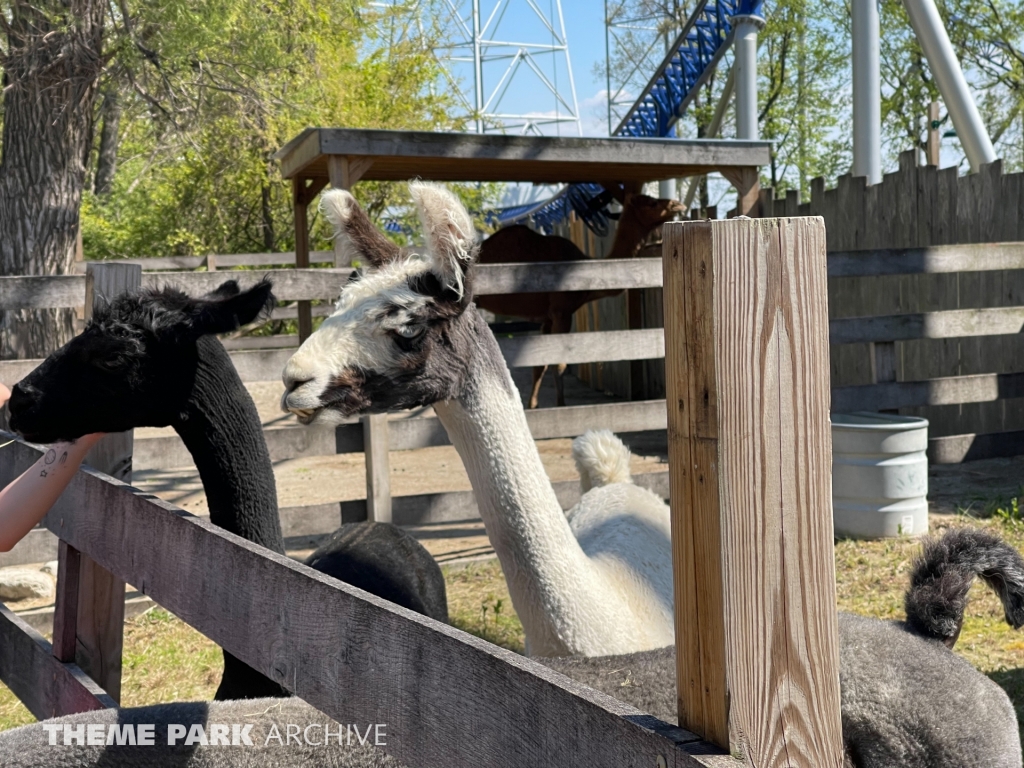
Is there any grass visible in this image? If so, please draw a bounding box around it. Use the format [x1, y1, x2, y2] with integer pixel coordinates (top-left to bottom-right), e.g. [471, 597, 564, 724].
[443, 560, 524, 654]
[1, 509, 1022, 742]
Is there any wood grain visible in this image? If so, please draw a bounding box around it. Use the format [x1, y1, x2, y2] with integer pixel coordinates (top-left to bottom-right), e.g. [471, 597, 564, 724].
[0, 436, 716, 768]
[0, 602, 116, 720]
[0, 275, 85, 310]
[663, 218, 843, 765]
[362, 413, 392, 524]
[76, 263, 139, 702]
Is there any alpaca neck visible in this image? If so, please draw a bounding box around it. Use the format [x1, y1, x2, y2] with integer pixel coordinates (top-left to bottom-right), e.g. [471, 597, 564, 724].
[432, 312, 612, 655]
[172, 336, 284, 554]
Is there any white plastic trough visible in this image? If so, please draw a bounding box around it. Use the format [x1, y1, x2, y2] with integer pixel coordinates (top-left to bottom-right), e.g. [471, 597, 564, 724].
[832, 412, 929, 539]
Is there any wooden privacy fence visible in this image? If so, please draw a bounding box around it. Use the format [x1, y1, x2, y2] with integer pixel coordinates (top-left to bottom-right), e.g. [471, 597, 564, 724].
[759, 151, 1024, 449]
[0, 215, 843, 767]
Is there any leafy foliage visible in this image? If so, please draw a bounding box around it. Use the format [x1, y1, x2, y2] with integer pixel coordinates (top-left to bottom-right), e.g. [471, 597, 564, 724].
[73, 0, 495, 261]
[601, 0, 1024, 200]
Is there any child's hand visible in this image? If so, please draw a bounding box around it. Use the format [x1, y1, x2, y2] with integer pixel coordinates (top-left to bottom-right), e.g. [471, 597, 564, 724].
[0, 383, 10, 409]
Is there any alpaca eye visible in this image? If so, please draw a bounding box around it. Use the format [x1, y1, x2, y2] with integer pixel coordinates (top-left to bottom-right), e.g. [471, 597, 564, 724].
[396, 325, 424, 339]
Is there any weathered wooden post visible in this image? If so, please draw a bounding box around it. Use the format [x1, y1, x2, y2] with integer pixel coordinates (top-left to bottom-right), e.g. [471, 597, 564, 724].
[327, 156, 392, 523]
[662, 217, 843, 765]
[52, 262, 141, 703]
[292, 178, 315, 343]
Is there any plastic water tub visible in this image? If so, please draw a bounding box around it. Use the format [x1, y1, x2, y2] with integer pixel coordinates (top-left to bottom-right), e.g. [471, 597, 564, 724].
[832, 412, 929, 538]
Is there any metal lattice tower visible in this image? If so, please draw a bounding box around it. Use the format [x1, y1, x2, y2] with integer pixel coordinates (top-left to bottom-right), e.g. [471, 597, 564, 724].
[432, 0, 582, 135]
[604, 1, 689, 136]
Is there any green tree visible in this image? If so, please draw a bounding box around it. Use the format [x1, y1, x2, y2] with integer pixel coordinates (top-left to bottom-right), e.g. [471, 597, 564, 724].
[0, 0, 107, 358]
[81, 0, 459, 261]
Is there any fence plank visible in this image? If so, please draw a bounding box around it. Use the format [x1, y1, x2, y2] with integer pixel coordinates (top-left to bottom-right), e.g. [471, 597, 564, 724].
[0, 275, 85, 310]
[831, 371, 1024, 412]
[830, 306, 1024, 345]
[362, 413, 392, 523]
[827, 242, 1024, 277]
[72, 264, 140, 703]
[662, 218, 843, 761]
[499, 328, 664, 367]
[0, 438, 713, 768]
[0, 603, 117, 720]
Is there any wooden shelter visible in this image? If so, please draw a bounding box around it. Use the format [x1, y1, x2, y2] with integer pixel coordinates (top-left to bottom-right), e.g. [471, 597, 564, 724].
[274, 127, 769, 338]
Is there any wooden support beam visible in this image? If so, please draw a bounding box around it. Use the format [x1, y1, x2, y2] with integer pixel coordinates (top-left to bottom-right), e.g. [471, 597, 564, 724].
[51, 542, 82, 664]
[662, 217, 842, 764]
[292, 177, 313, 342]
[362, 413, 392, 523]
[720, 167, 761, 217]
[74, 263, 141, 702]
[326, 156, 372, 265]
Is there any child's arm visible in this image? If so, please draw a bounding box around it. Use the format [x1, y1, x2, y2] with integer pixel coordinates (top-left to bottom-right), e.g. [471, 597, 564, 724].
[0, 384, 106, 552]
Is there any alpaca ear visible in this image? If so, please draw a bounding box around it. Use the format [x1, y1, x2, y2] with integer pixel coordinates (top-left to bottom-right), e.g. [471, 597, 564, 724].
[320, 189, 401, 268]
[409, 181, 477, 299]
[188, 279, 276, 337]
[205, 280, 242, 300]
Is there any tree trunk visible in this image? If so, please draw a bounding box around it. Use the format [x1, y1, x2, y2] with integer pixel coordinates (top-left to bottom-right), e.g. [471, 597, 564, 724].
[93, 88, 121, 196]
[0, 1, 106, 359]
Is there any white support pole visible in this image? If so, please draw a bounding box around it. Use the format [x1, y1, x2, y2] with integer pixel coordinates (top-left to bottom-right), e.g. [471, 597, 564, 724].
[852, 0, 882, 185]
[733, 15, 765, 141]
[902, 0, 996, 172]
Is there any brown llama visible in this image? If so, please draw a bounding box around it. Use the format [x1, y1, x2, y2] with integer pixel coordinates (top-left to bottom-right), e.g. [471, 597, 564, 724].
[475, 193, 682, 408]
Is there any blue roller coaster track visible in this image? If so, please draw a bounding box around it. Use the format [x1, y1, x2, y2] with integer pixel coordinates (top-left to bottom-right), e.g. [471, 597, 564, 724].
[495, 0, 763, 232]
[613, 0, 763, 138]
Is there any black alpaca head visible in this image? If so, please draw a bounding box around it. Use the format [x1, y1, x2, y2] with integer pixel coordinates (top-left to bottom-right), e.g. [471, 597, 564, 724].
[9, 280, 274, 444]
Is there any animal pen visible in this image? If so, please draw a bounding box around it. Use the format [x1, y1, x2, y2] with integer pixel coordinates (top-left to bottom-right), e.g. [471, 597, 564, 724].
[1, 128, 1023, 764]
[0, 214, 849, 765]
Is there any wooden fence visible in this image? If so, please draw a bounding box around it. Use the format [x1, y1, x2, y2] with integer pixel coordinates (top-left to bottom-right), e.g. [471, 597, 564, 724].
[758, 151, 1024, 448]
[0, 437, 712, 766]
[7, 234, 1024, 566]
[0, 259, 672, 567]
[0, 216, 844, 766]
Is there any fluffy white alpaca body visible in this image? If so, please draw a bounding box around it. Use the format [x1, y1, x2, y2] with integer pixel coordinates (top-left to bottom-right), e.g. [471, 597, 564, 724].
[282, 183, 674, 657]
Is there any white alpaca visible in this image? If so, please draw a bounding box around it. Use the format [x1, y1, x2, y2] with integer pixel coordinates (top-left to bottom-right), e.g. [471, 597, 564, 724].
[282, 183, 674, 657]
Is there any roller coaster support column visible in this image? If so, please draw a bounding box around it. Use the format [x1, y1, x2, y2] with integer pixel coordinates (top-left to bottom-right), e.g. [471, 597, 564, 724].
[852, 0, 882, 185]
[733, 14, 765, 141]
[902, 0, 995, 172]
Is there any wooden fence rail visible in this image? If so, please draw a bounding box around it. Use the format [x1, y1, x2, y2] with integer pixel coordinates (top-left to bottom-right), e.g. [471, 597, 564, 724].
[0, 436, 714, 767]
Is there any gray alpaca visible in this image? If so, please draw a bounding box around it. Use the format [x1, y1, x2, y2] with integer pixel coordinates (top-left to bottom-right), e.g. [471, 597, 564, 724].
[0, 697, 401, 767]
[542, 527, 1024, 768]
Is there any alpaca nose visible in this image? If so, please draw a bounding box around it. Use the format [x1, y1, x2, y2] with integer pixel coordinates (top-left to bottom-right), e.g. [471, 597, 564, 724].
[280, 375, 314, 414]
